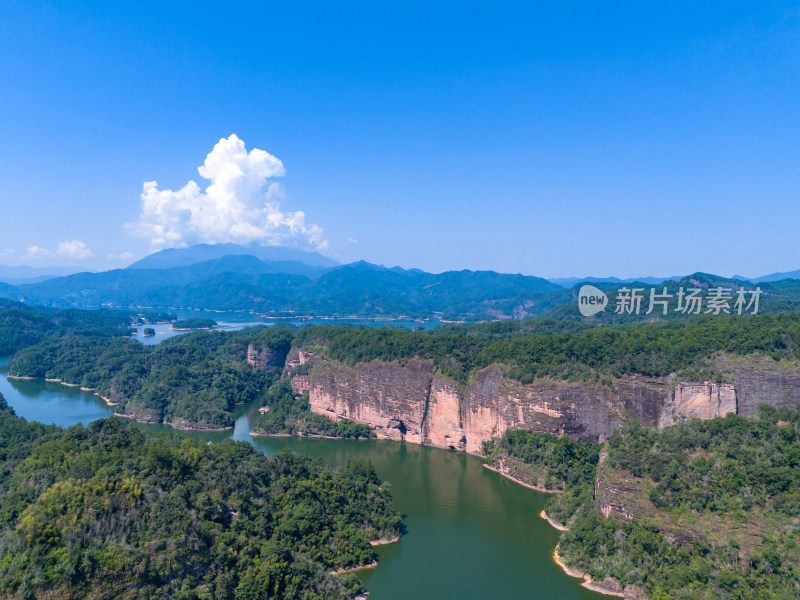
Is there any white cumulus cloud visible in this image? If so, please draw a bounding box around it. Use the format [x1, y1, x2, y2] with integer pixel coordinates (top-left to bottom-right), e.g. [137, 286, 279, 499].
[26, 246, 49, 258]
[56, 240, 93, 259]
[127, 134, 327, 252]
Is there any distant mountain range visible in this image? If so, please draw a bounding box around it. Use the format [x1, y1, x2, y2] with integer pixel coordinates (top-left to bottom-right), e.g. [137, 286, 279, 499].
[128, 243, 339, 270]
[0, 264, 89, 285]
[0, 246, 561, 320]
[737, 269, 800, 283]
[0, 244, 799, 321]
[548, 269, 800, 288]
[548, 276, 684, 287]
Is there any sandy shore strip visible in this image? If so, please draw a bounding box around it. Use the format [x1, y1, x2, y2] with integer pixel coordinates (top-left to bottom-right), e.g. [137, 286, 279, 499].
[540, 509, 568, 531]
[369, 535, 400, 546]
[97, 394, 119, 406]
[553, 546, 626, 598]
[482, 463, 563, 493]
[330, 535, 400, 576]
[329, 561, 378, 576]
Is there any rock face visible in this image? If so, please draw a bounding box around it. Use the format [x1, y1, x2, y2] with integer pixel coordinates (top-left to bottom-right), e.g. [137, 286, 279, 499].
[292, 356, 627, 452]
[287, 350, 800, 453]
[658, 383, 737, 428]
[720, 355, 800, 417]
[246, 343, 281, 370]
[301, 358, 434, 443]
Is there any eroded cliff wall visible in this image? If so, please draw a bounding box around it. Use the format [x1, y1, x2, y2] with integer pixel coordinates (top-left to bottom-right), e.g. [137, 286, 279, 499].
[285, 349, 800, 453]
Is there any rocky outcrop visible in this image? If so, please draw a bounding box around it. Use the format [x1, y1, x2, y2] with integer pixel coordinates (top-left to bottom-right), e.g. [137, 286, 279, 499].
[658, 383, 737, 428]
[719, 355, 800, 417]
[287, 350, 800, 453]
[292, 357, 628, 452]
[298, 358, 434, 443]
[594, 453, 653, 523]
[246, 343, 281, 370]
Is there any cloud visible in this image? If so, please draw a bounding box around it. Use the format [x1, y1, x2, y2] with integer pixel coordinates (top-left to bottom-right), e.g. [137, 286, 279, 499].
[26, 245, 49, 258]
[127, 134, 327, 252]
[348, 237, 359, 244]
[56, 240, 93, 259]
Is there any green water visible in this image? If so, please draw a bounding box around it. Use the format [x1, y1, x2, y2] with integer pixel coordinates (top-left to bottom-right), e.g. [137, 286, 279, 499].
[0, 363, 605, 600]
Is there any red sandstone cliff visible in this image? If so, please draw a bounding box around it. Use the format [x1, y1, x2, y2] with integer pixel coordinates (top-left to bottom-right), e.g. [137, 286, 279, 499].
[282, 348, 800, 453]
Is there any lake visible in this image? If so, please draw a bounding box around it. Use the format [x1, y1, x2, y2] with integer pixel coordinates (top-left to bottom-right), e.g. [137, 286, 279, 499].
[0, 359, 605, 600]
[131, 310, 445, 345]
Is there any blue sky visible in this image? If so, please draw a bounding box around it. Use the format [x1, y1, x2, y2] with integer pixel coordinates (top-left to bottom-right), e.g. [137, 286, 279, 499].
[1, 1, 798, 278]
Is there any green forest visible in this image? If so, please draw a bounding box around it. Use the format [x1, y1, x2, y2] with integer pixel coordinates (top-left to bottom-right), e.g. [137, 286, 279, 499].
[295, 312, 800, 382]
[0, 395, 401, 600]
[172, 318, 218, 330]
[485, 406, 800, 599]
[251, 381, 372, 439]
[0, 299, 133, 356]
[8, 326, 294, 429]
[8, 307, 800, 431]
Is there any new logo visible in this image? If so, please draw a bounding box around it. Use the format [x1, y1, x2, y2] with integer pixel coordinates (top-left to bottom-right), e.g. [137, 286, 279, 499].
[578, 284, 608, 317]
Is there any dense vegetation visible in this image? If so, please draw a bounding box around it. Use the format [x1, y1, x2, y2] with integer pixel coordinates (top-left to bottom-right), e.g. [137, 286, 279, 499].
[0, 395, 401, 600]
[8, 327, 294, 429]
[0, 256, 562, 320]
[172, 318, 218, 330]
[482, 430, 600, 525]
[296, 312, 800, 382]
[133, 312, 175, 324]
[10, 309, 800, 432]
[252, 381, 372, 439]
[0, 300, 132, 356]
[486, 406, 800, 599]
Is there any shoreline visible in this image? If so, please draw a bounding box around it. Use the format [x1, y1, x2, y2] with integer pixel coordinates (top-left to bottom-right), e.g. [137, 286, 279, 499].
[330, 534, 401, 576]
[369, 535, 401, 546]
[250, 430, 367, 440]
[539, 510, 568, 531]
[330, 561, 378, 576]
[483, 460, 627, 598]
[99, 395, 119, 406]
[482, 463, 563, 494]
[122, 304, 458, 324]
[167, 421, 233, 432]
[552, 546, 626, 598]
[5, 374, 234, 431]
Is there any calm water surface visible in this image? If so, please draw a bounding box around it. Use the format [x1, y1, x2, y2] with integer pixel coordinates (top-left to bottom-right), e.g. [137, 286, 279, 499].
[131, 310, 444, 345]
[0, 358, 604, 600]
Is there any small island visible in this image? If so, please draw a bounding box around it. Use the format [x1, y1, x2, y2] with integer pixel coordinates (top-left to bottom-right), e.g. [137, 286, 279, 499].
[170, 318, 218, 331]
[142, 327, 156, 336]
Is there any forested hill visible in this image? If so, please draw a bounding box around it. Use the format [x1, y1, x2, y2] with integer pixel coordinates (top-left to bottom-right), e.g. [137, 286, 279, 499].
[8, 311, 800, 430]
[3, 252, 800, 321]
[294, 312, 800, 382]
[0, 257, 562, 320]
[0, 299, 133, 355]
[9, 326, 295, 429]
[484, 405, 800, 599]
[0, 395, 401, 600]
